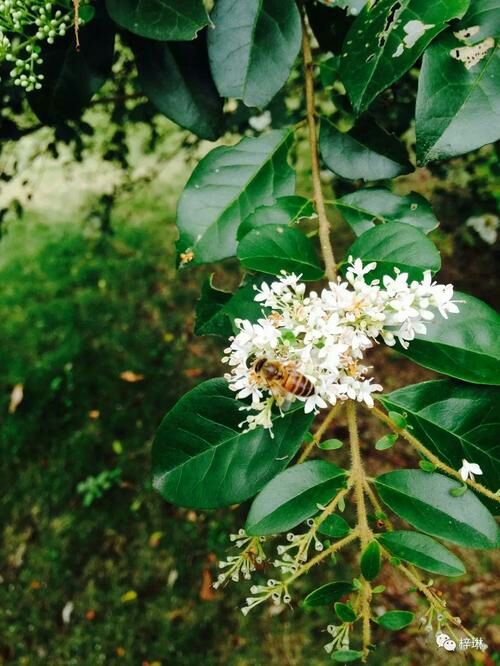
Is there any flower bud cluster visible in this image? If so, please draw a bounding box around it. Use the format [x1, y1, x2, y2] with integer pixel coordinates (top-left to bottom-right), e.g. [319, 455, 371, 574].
[212, 530, 266, 590]
[223, 259, 459, 433]
[0, 0, 82, 92]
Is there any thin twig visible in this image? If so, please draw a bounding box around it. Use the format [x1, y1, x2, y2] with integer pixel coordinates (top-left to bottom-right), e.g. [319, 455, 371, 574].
[300, 8, 337, 281]
[371, 406, 500, 505]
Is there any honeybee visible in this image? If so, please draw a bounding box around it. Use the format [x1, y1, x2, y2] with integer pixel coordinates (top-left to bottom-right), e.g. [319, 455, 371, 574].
[252, 357, 315, 405]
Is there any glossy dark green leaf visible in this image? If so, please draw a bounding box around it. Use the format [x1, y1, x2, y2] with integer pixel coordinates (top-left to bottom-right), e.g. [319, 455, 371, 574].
[303, 581, 354, 608]
[379, 380, 500, 497]
[340, 0, 470, 114]
[416, 0, 500, 164]
[345, 222, 441, 280]
[207, 0, 301, 108]
[152, 379, 313, 509]
[176, 129, 295, 265]
[131, 34, 223, 141]
[320, 56, 340, 87]
[336, 188, 438, 236]
[360, 540, 381, 580]
[106, 0, 209, 40]
[237, 225, 324, 281]
[377, 610, 414, 630]
[335, 601, 357, 622]
[237, 196, 316, 240]
[195, 275, 268, 338]
[375, 470, 498, 549]
[378, 530, 466, 577]
[245, 460, 347, 535]
[320, 118, 411, 181]
[318, 514, 351, 538]
[396, 292, 500, 385]
[28, 8, 115, 123]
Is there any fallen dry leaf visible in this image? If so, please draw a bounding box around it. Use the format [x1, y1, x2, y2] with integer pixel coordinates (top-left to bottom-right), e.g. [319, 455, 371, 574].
[88, 410, 100, 420]
[119, 370, 145, 383]
[9, 384, 24, 414]
[199, 567, 215, 601]
[183, 368, 203, 378]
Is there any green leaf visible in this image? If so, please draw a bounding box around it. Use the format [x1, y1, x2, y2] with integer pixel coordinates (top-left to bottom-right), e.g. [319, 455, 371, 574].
[318, 438, 344, 450]
[377, 610, 414, 631]
[332, 650, 364, 663]
[152, 379, 313, 509]
[176, 129, 295, 265]
[419, 460, 437, 473]
[319, 118, 411, 181]
[378, 530, 466, 576]
[375, 434, 398, 450]
[245, 460, 347, 536]
[131, 34, 223, 141]
[194, 275, 268, 338]
[320, 56, 340, 87]
[416, 0, 500, 164]
[207, 0, 301, 108]
[318, 514, 351, 538]
[237, 225, 324, 281]
[340, 0, 470, 114]
[379, 380, 500, 497]
[105, 0, 209, 41]
[396, 292, 500, 385]
[334, 601, 357, 622]
[336, 188, 439, 237]
[388, 411, 407, 429]
[303, 581, 354, 608]
[360, 540, 381, 580]
[375, 470, 498, 549]
[450, 484, 468, 497]
[237, 196, 316, 240]
[28, 8, 115, 123]
[345, 223, 441, 280]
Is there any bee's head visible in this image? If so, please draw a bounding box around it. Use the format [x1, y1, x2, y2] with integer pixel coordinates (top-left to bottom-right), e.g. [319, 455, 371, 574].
[253, 357, 267, 373]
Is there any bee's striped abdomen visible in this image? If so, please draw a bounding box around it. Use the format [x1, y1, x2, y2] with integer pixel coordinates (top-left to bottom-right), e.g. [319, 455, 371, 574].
[284, 370, 315, 397]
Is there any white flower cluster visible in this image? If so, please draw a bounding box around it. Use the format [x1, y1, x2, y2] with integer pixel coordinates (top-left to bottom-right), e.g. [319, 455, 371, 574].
[0, 0, 79, 92]
[223, 259, 459, 433]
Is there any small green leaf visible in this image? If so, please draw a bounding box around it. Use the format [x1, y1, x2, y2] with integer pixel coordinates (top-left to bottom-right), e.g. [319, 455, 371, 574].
[388, 411, 407, 429]
[319, 438, 344, 450]
[450, 484, 468, 497]
[332, 650, 364, 662]
[207, 0, 301, 108]
[238, 196, 316, 240]
[177, 130, 295, 265]
[375, 434, 398, 450]
[320, 117, 411, 181]
[345, 223, 441, 281]
[246, 460, 347, 536]
[303, 581, 354, 608]
[379, 530, 466, 577]
[395, 293, 500, 385]
[106, 0, 209, 40]
[419, 460, 436, 473]
[336, 188, 438, 237]
[318, 514, 351, 539]
[372, 585, 386, 594]
[334, 602, 357, 623]
[320, 56, 339, 87]
[375, 470, 498, 549]
[360, 540, 381, 580]
[377, 610, 414, 631]
[237, 225, 324, 281]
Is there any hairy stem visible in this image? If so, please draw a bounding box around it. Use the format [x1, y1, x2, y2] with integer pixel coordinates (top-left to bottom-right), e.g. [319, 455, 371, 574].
[346, 401, 372, 660]
[371, 406, 499, 505]
[300, 8, 337, 281]
[297, 403, 341, 463]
